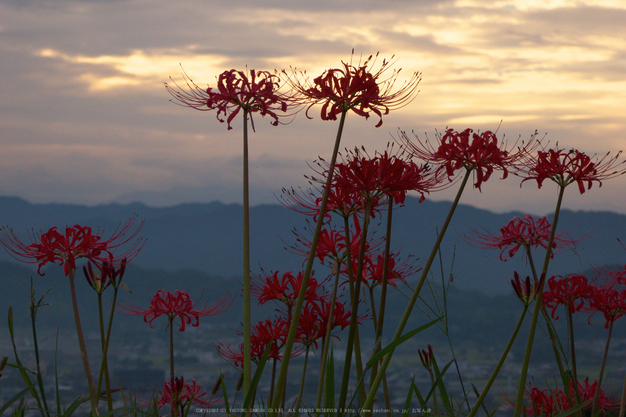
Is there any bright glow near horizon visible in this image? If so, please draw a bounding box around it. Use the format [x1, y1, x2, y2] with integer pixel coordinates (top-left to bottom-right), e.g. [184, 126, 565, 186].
[1, 0, 626, 215]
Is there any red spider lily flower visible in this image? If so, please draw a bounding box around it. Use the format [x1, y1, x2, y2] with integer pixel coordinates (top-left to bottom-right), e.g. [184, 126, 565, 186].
[296, 299, 353, 349]
[283, 52, 421, 127]
[216, 317, 302, 368]
[343, 251, 419, 290]
[570, 378, 620, 415]
[332, 146, 442, 205]
[518, 146, 626, 194]
[542, 273, 594, 320]
[511, 272, 545, 306]
[400, 128, 539, 190]
[466, 214, 582, 261]
[516, 380, 618, 417]
[587, 285, 626, 328]
[157, 376, 220, 412]
[418, 344, 434, 371]
[288, 220, 370, 266]
[166, 67, 298, 130]
[251, 270, 322, 308]
[119, 290, 232, 332]
[0, 216, 144, 276]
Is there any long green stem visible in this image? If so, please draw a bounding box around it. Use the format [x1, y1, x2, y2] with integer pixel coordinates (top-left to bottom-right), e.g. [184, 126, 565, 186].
[97, 293, 113, 412]
[242, 108, 252, 405]
[68, 268, 99, 415]
[363, 169, 472, 411]
[29, 279, 50, 417]
[96, 287, 120, 411]
[591, 319, 614, 416]
[338, 198, 373, 411]
[315, 262, 342, 411]
[270, 110, 348, 414]
[371, 199, 393, 416]
[513, 185, 566, 417]
[466, 305, 528, 417]
[294, 346, 311, 417]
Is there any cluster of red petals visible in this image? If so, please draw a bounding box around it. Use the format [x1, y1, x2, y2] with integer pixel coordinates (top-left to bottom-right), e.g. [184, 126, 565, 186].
[343, 252, 419, 290]
[166, 68, 295, 130]
[519, 147, 626, 194]
[333, 147, 439, 204]
[0, 216, 144, 276]
[401, 128, 536, 190]
[289, 218, 373, 267]
[522, 379, 618, 416]
[283, 53, 421, 127]
[588, 286, 626, 329]
[120, 289, 232, 332]
[511, 272, 545, 306]
[157, 376, 218, 411]
[296, 299, 352, 348]
[216, 317, 301, 368]
[251, 270, 322, 308]
[542, 274, 594, 320]
[466, 214, 581, 261]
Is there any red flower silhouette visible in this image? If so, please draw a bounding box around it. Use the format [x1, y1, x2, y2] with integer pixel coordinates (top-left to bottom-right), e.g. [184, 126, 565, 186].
[587, 286, 626, 328]
[519, 147, 626, 194]
[401, 128, 538, 190]
[542, 273, 594, 319]
[466, 214, 581, 261]
[518, 379, 618, 416]
[343, 251, 419, 290]
[296, 299, 353, 348]
[333, 146, 441, 204]
[0, 216, 144, 276]
[120, 290, 232, 332]
[283, 52, 421, 127]
[157, 376, 219, 412]
[251, 270, 322, 308]
[216, 317, 301, 368]
[166, 68, 297, 130]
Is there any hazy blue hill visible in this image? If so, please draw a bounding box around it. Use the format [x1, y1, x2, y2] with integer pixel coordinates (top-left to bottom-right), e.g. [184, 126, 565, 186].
[0, 196, 625, 295]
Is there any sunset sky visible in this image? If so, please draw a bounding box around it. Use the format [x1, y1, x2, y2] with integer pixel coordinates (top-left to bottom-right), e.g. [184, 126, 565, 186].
[1, 0, 626, 215]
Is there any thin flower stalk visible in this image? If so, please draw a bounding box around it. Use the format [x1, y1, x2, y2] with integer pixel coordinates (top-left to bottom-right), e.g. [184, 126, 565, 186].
[315, 262, 342, 411]
[512, 184, 566, 417]
[270, 110, 348, 414]
[467, 275, 537, 417]
[338, 197, 375, 411]
[68, 267, 99, 414]
[363, 169, 473, 410]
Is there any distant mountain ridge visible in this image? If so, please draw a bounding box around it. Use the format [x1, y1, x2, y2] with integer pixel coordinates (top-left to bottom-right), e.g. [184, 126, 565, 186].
[0, 195, 624, 295]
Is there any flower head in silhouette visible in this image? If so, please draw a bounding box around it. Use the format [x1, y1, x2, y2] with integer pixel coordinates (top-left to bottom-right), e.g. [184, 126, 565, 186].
[0, 216, 144, 276]
[333, 146, 441, 204]
[166, 67, 297, 130]
[296, 299, 353, 349]
[517, 379, 618, 416]
[120, 290, 232, 332]
[216, 317, 302, 368]
[542, 274, 594, 320]
[401, 128, 539, 190]
[157, 377, 219, 412]
[251, 270, 322, 308]
[587, 286, 626, 328]
[518, 146, 626, 194]
[283, 52, 421, 127]
[466, 214, 581, 261]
